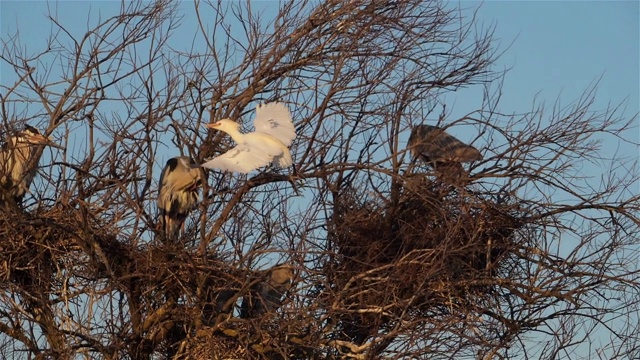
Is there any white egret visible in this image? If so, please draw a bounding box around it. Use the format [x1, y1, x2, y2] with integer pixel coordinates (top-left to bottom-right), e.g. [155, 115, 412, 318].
[157, 156, 204, 240]
[0, 125, 63, 206]
[201, 102, 296, 173]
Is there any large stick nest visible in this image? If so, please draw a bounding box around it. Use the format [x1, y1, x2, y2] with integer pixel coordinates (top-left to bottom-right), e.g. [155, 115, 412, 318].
[326, 175, 528, 342]
[0, 205, 112, 290]
[0, 205, 270, 358]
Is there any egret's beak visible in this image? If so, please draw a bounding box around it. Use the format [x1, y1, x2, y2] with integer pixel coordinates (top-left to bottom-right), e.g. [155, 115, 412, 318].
[205, 122, 221, 129]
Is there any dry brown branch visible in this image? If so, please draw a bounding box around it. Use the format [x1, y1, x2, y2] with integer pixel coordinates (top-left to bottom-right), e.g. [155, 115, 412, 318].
[0, 1, 637, 359]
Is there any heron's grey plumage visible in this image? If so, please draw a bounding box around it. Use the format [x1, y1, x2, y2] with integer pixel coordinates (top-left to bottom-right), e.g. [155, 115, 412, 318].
[157, 156, 203, 240]
[240, 264, 293, 319]
[408, 124, 482, 164]
[0, 125, 62, 207]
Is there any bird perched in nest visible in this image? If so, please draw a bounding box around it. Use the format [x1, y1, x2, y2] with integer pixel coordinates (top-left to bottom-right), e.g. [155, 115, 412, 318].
[157, 156, 204, 240]
[201, 102, 296, 174]
[240, 264, 294, 319]
[408, 124, 482, 183]
[0, 125, 63, 207]
[408, 124, 482, 164]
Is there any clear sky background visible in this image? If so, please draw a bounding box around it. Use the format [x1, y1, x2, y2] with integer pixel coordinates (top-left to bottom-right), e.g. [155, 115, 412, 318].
[1, 1, 639, 358]
[476, 1, 638, 144]
[4, 0, 636, 178]
[1, 1, 638, 154]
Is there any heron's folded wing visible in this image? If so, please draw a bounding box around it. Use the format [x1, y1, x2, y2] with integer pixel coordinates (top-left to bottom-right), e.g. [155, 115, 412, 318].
[410, 126, 482, 163]
[253, 102, 296, 147]
[201, 144, 273, 174]
[157, 160, 175, 208]
[159, 158, 201, 192]
[430, 132, 482, 162]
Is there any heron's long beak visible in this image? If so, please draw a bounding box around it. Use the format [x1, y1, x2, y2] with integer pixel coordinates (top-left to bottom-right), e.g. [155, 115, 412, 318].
[205, 122, 221, 129]
[28, 133, 65, 149]
[46, 138, 65, 149]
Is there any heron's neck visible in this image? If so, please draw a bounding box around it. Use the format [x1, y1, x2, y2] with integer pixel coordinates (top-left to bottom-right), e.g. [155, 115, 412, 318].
[12, 143, 36, 162]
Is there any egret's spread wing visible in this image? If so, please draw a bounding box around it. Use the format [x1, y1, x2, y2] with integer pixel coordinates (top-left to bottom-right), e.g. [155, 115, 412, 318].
[253, 102, 296, 147]
[201, 144, 276, 173]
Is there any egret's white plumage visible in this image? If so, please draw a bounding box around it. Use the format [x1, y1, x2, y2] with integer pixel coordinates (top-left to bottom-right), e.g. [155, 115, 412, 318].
[0, 125, 63, 206]
[202, 102, 296, 174]
[157, 156, 203, 240]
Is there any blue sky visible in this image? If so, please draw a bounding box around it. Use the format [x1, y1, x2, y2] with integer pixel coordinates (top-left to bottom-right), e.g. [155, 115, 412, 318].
[472, 4, 638, 357]
[1, 1, 637, 150]
[477, 1, 638, 128]
[1, 1, 638, 358]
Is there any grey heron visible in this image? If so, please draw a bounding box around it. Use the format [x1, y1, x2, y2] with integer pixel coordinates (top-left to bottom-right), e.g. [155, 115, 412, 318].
[408, 124, 482, 183]
[201, 102, 296, 173]
[157, 156, 204, 240]
[240, 264, 293, 318]
[408, 124, 482, 164]
[0, 125, 63, 207]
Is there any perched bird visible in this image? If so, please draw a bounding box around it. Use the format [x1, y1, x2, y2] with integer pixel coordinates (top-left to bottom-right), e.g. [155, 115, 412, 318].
[157, 156, 204, 240]
[408, 124, 482, 183]
[202, 102, 296, 173]
[408, 124, 482, 164]
[240, 264, 294, 319]
[0, 125, 63, 207]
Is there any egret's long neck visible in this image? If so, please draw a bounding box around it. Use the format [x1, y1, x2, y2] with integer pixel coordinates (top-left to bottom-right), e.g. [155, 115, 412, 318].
[222, 126, 244, 144]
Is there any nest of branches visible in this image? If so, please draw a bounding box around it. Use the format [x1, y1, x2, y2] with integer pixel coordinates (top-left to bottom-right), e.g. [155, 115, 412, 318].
[179, 319, 314, 360]
[179, 326, 250, 360]
[121, 243, 303, 358]
[0, 204, 118, 291]
[0, 202, 301, 358]
[326, 174, 527, 342]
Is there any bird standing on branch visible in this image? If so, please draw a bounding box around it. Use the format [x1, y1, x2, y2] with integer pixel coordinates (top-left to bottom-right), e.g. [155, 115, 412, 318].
[157, 156, 204, 240]
[202, 102, 296, 174]
[408, 124, 482, 183]
[408, 124, 482, 164]
[240, 264, 294, 319]
[0, 125, 64, 207]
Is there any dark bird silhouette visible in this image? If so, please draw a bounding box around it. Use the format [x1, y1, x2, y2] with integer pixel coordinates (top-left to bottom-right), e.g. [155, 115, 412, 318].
[0, 125, 63, 207]
[157, 156, 204, 240]
[408, 124, 482, 183]
[408, 124, 482, 164]
[241, 264, 293, 319]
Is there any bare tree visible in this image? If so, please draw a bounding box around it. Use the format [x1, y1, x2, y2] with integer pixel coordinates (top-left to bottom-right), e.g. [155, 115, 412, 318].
[0, 0, 638, 359]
